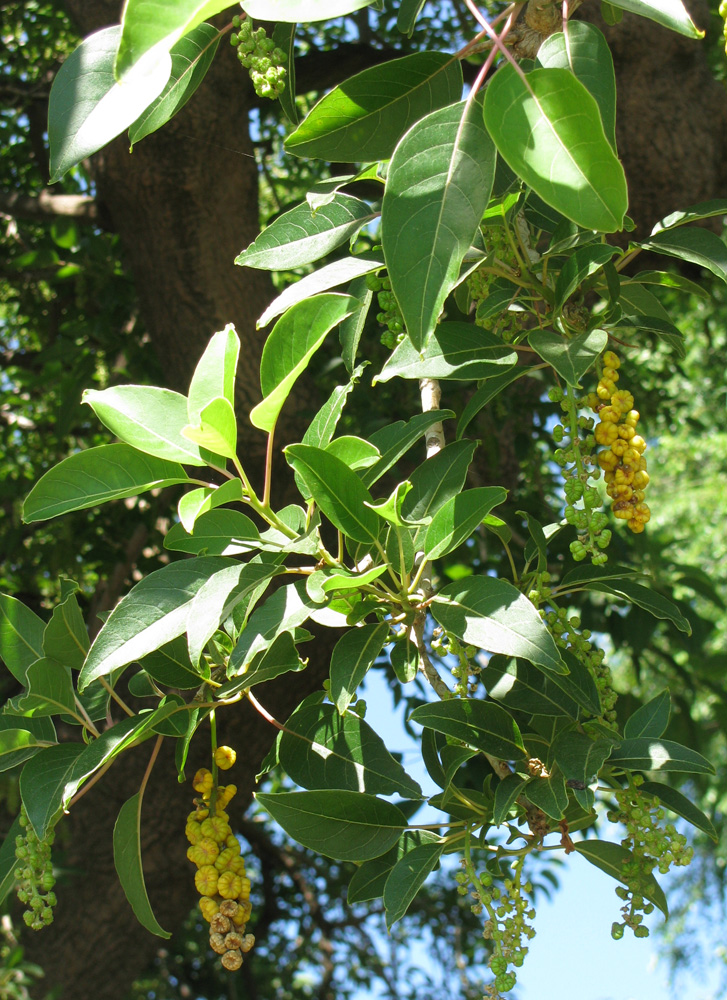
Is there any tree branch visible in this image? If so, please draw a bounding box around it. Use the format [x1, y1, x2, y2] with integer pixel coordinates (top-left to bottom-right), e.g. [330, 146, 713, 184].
[0, 189, 100, 225]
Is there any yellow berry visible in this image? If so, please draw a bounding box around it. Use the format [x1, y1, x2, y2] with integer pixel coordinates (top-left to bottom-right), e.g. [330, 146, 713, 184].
[195, 865, 219, 897]
[185, 821, 202, 845]
[199, 896, 219, 922]
[193, 768, 214, 794]
[214, 746, 237, 770]
[210, 932, 227, 955]
[218, 871, 243, 900]
[221, 950, 243, 971]
[603, 350, 620, 369]
[201, 816, 230, 843]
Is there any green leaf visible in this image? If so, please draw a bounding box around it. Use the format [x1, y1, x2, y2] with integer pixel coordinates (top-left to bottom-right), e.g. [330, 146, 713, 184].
[431, 577, 565, 674]
[528, 328, 608, 387]
[272, 21, 297, 124]
[0, 816, 22, 906]
[456, 366, 536, 440]
[43, 592, 88, 670]
[651, 199, 727, 234]
[362, 411, 456, 488]
[326, 437, 380, 472]
[128, 22, 220, 145]
[638, 227, 727, 283]
[550, 650, 602, 717]
[48, 26, 171, 184]
[251, 295, 359, 434]
[553, 245, 618, 309]
[397, 0, 426, 35]
[639, 781, 717, 842]
[384, 841, 444, 928]
[525, 771, 568, 819]
[493, 773, 528, 826]
[241, 0, 377, 19]
[114, 792, 171, 937]
[83, 387, 219, 466]
[631, 269, 710, 299]
[258, 256, 381, 328]
[285, 51, 463, 163]
[409, 699, 526, 759]
[390, 630, 418, 683]
[0, 595, 45, 683]
[347, 830, 438, 903]
[164, 509, 260, 556]
[11, 659, 76, 717]
[585, 579, 691, 635]
[285, 445, 380, 543]
[552, 730, 612, 810]
[401, 440, 477, 526]
[116, 0, 232, 79]
[482, 656, 579, 719]
[607, 738, 714, 775]
[235, 196, 373, 271]
[255, 790, 407, 861]
[375, 324, 516, 382]
[187, 562, 280, 666]
[182, 396, 237, 459]
[279, 704, 422, 797]
[536, 23, 617, 150]
[22, 444, 191, 522]
[624, 690, 671, 739]
[330, 623, 390, 714]
[604, 0, 703, 38]
[228, 631, 305, 693]
[20, 743, 86, 839]
[228, 582, 314, 674]
[483, 65, 628, 232]
[0, 730, 51, 772]
[79, 557, 229, 690]
[187, 324, 239, 423]
[382, 98, 496, 349]
[574, 840, 668, 917]
[340, 277, 373, 373]
[424, 487, 508, 560]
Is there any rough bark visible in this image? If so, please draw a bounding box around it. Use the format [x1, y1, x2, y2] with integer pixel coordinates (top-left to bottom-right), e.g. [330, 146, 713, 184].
[21, 1, 727, 997]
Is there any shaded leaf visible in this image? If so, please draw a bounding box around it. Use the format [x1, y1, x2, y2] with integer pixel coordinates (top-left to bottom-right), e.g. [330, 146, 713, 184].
[228, 582, 314, 674]
[607, 738, 714, 774]
[114, 792, 171, 938]
[624, 690, 671, 739]
[362, 411, 456, 488]
[457, 366, 536, 440]
[640, 781, 717, 841]
[0, 595, 45, 684]
[528, 328, 608, 387]
[384, 841, 444, 928]
[330, 623, 390, 715]
[482, 656, 579, 719]
[574, 840, 668, 917]
[375, 324, 516, 382]
[409, 699, 526, 759]
[424, 487, 507, 560]
[258, 256, 381, 328]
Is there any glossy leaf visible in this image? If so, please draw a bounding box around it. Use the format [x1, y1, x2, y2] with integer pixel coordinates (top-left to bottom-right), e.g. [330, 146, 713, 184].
[23, 444, 191, 522]
[493, 773, 528, 826]
[651, 199, 727, 234]
[228, 582, 314, 674]
[536, 23, 617, 150]
[552, 730, 612, 810]
[258, 256, 381, 328]
[79, 557, 228, 690]
[0, 730, 50, 772]
[340, 276, 373, 372]
[482, 656, 579, 719]
[187, 325, 239, 423]
[640, 781, 717, 841]
[241, 0, 377, 19]
[285, 51, 463, 163]
[574, 840, 668, 917]
[375, 323, 516, 382]
[410, 699, 526, 759]
[390, 631, 418, 684]
[116, 0, 232, 78]
[639, 227, 727, 284]
[551, 650, 602, 717]
[381, 98, 496, 349]
[525, 771, 568, 819]
[48, 27, 171, 183]
[431, 577, 565, 674]
[347, 830, 439, 903]
[424, 487, 508, 560]
[228, 631, 305, 694]
[384, 841, 444, 928]
[164, 509, 260, 556]
[83, 387, 217, 466]
[279, 703, 421, 797]
[0, 594, 45, 683]
[251, 295, 359, 433]
[401, 440, 477, 526]
[43, 591, 88, 670]
[528, 328, 608, 387]
[285, 445, 380, 543]
[330, 623, 391, 714]
[607, 738, 714, 774]
[362, 410, 456, 488]
[0, 817, 23, 906]
[235, 196, 373, 270]
[182, 396, 237, 459]
[553, 245, 618, 309]
[623, 690, 671, 739]
[11, 659, 76, 717]
[585, 579, 691, 635]
[20, 743, 86, 839]
[604, 0, 703, 38]
[128, 22, 220, 145]
[114, 792, 171, 938]
[484, 65, 628, 232]
[255, 790, 407, 861]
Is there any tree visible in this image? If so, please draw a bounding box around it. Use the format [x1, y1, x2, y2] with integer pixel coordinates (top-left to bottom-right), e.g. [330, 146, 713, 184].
[1, 2, 727, 999]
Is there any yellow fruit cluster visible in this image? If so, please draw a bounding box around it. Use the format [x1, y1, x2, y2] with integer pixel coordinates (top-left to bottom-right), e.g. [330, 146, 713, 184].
[588, 351, 650, 533]
[186, 757, 254, 971]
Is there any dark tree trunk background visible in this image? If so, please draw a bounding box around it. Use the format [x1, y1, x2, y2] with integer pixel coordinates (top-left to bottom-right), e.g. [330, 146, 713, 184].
[21, 1, 727, 997]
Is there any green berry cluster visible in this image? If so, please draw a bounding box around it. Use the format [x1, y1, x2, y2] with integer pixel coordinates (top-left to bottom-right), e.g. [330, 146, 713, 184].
[231, 16, 287, 100]
[541, 606, 617, 723]
[365, 272, 404, 349]
[548, 385, 610, 566]
[431, 627, 480, 696]
[14, 806, 57, 931]
[467, 229, 524, 343]
[607, 777, 693, 939]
